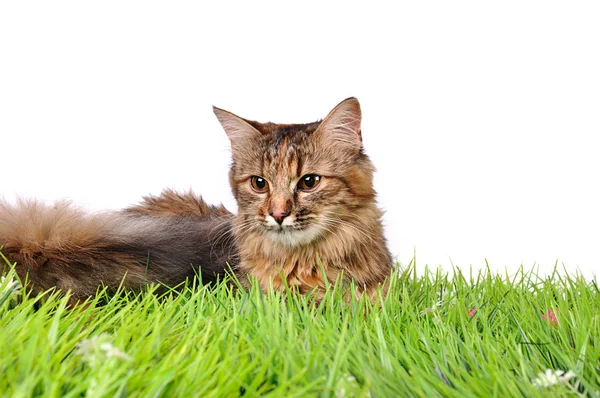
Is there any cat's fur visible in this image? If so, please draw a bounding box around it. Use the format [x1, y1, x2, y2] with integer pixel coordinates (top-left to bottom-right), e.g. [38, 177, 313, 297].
[0, 193, 235, 301]
[0, 98, 392, 302]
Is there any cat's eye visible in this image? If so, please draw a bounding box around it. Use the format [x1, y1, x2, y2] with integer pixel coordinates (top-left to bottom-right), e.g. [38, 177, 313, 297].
[297, 174, 321, 192]
[250, 176, 269, 193]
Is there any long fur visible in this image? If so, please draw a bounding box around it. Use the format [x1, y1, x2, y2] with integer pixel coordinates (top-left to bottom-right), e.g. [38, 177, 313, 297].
[0, 191, 236, 301]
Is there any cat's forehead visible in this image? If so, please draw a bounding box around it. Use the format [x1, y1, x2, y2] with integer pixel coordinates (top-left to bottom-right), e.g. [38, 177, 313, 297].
[236, 121, 320, 178]
[229, 118, 352, 179]
[250, 121, 322, 163]
[246, 120, 321, 140]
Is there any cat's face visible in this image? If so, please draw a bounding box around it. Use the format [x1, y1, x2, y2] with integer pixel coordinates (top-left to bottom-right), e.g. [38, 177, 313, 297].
[214, 98, 376, 247]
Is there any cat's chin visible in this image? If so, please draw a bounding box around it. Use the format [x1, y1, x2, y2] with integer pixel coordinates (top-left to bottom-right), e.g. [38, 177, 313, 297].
[265, 227, 322, 247]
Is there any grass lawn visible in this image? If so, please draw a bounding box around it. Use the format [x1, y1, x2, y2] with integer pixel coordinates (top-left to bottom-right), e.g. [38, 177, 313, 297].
[1, 251, 598, 397]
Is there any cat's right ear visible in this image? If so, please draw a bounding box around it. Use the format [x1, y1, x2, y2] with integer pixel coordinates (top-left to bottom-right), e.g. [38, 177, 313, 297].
[314, 97, 363, 153]
[213, 106, 262, 145]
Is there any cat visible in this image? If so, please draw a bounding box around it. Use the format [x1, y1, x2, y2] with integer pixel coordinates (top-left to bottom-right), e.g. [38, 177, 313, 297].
[0, 98, 393, 303]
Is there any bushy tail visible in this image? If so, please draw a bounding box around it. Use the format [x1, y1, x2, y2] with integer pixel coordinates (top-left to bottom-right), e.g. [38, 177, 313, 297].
[0, 198, 125, 300]
[123, 189, 230, 218]
[0, 191, 235, 302]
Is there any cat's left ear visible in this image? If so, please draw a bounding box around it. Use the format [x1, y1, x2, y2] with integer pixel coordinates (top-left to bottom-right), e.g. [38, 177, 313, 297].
[213, 106, 262, 145]
[314, 97, 363, 152]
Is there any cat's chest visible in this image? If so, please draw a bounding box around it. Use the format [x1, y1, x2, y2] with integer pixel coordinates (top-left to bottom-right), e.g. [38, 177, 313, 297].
[238, 249, 343, 293]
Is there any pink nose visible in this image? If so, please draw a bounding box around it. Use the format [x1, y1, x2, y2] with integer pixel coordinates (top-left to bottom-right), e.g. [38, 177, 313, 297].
[270, 210, 290, 225]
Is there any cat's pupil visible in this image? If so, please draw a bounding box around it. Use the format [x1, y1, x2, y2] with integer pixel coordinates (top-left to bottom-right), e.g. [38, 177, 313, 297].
[298, 174, 321, 191]
[303, 176, 316, 187]
[250, 176, 269, 192]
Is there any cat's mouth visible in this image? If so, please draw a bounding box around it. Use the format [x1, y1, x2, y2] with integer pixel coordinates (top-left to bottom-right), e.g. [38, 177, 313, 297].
[262, 216, 322, 247]
[265, 226, 322, 247]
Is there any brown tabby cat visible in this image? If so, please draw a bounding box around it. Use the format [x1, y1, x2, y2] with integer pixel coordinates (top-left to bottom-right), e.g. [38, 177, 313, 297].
[0, 98, 392, 302]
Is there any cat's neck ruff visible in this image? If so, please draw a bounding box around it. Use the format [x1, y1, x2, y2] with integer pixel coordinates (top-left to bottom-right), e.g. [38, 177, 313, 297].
[234, 204, 391, 298]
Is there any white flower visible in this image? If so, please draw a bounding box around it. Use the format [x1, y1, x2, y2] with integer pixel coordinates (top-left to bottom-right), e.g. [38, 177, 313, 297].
[532, 369, 576, 388]
[421, 289, 457, 316]
[75, 334, 105, 357]
[421, 303, 444, 325]
[75, 334, 130, 366]
[1, 275, 22, 298]
[421, 299, 444, 315]
[335, 373, 370, 398]
[439, 288, 457, 306]
[420, 306, 437, 315]
[99, 342, 130, 360]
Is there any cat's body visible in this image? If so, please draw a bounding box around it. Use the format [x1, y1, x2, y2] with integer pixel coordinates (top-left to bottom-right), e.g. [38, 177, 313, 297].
[0, 98, 393, 302]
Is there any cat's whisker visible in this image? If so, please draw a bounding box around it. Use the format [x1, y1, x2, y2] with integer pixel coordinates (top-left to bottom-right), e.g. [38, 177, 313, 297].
[322, 218, 375, 241]
[210, 217, 257, 253]
[318, 216, 377, 244]
[234, 220, 262, 238]
[209, 223, 236, 252]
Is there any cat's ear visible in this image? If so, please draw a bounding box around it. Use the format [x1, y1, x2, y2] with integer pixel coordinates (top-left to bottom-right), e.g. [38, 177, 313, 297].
[314, 97, 362, 152]
[213, 106, 262, 145]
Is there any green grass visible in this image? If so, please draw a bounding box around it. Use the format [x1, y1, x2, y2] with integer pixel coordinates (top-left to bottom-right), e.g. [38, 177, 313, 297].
[1, 252, 599, 397]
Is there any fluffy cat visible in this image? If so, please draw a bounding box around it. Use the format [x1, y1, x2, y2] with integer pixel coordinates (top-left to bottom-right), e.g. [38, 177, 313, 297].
[0, 98, 392, 302]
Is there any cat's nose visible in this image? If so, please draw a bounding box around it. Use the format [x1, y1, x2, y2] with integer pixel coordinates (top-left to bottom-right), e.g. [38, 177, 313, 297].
[270, 210, 290, 225]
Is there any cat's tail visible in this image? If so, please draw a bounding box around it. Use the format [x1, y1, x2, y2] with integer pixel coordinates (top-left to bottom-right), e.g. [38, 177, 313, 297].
[123, 189, 230, 219]
[0, 191, 235, 302]
[0, 198, 143, 301]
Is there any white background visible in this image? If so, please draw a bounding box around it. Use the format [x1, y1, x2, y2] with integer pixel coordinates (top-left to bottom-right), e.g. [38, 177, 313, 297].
[1, 2, 599, 278]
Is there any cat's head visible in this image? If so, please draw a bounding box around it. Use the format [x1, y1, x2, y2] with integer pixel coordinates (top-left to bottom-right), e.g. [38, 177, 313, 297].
[213, 98, 376, 247]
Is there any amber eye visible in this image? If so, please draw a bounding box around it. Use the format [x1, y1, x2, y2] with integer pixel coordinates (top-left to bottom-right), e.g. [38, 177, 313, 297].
[298, 174, 321, 192]
[250, 176, 269, 193]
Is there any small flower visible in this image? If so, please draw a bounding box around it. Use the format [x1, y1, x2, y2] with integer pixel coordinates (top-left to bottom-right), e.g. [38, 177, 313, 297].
[75, 334, 105, 357]
[541, 309, 559, 326]
[439, 289, 457, 306]
[468, 307, 477, 318]
[75, 334, 130, 366]
[335, 373, 370, 398]
[421, 298, 444, 316]
[420, 307, 437, 315]
[532, 369, 575, 388]
[99, 342, 130, 360]
[1, 275, 22, 298]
